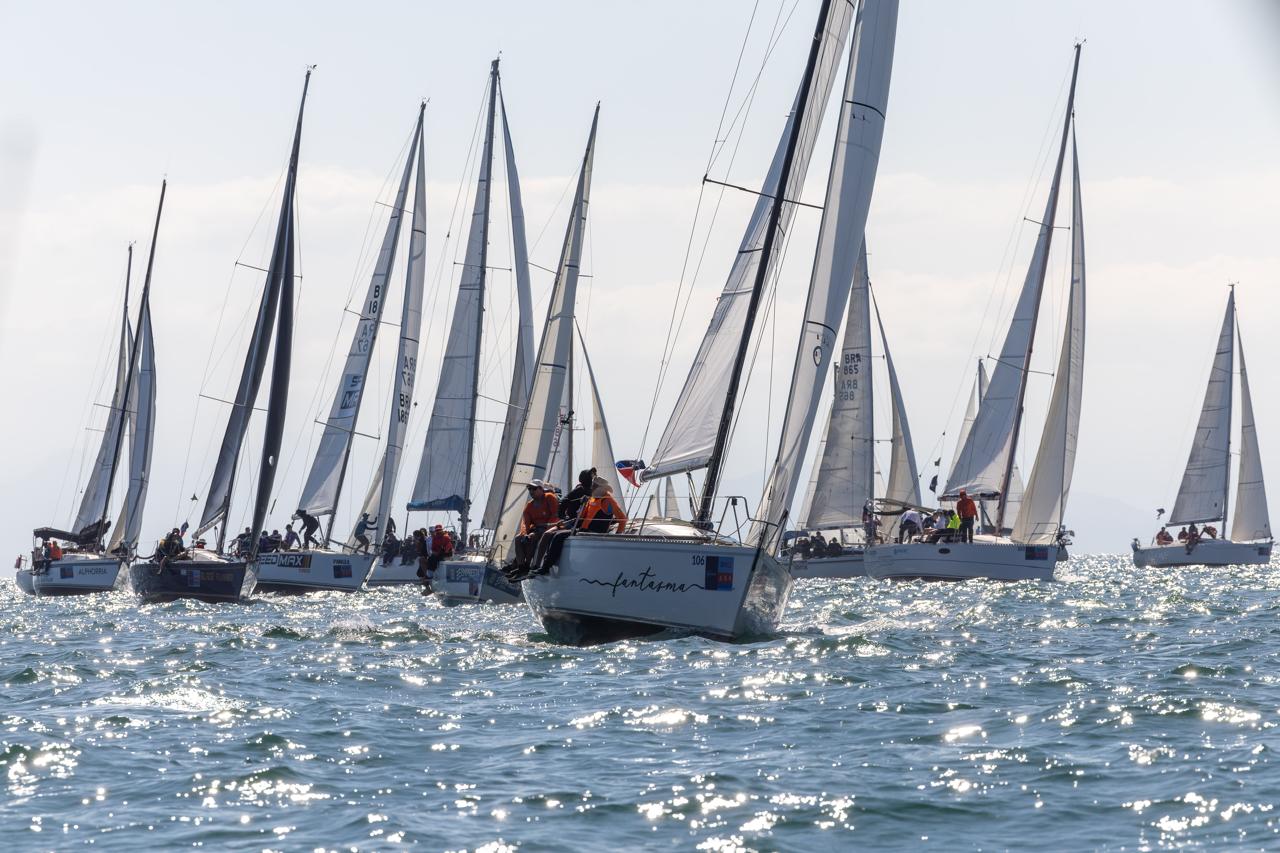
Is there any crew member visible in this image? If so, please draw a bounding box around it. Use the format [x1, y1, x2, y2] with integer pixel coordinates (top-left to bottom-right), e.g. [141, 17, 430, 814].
[956, 489, 978, 543]
[508, 480, 559, 576]
[295, 508, 321, 550]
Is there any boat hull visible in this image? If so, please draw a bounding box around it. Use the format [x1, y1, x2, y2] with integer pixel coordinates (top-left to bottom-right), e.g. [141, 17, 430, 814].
[15, 569, 35, 595]
[1131, 538, 1273, 568]
[32, 556, 125, 596]
[433, 557, 523, 606]
[864, 539, 1062, 581]
[253, 550, 374, 593]
[129, 557, 256, 603]
[521, 533, 791, 644]
[790, 550, 865, 579]
[366, 554, 423, 587]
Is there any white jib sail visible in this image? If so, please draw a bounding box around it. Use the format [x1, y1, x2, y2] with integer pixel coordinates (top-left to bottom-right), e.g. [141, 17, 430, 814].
[492, 108, 598, 563]
[74, 315, 132, 535]
[1012, 132, 1086, 545]
[644, 493, 661, 520]
[1231, 329, 1271, 541]
[877, 296, 920, 507]
[798, 244, 876, 531]
[1169, 292, 1234, 525]
[580, 328, 623, 498]
[297, 131, 415, 519]
[112, 305, 156, 551]
[949, 361, 985, 486]
[353, 107, 428, 546]
[754, 0, 899, 534]
[642, 1, 856, 481]
[481, 86, 536, 531]
[664, 478, 682, 520]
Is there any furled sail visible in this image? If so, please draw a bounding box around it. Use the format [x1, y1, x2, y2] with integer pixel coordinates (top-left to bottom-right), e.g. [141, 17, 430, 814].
[111, 303, 157, 551]
[199, 72, 310, 541]
[297, 112, 416, 520]
[581, 328, 622, 498]
[1012, 132, 1086, 545]
[642, 0, 856, 482]
[1231, 329, 1270, 542]
[754, 0, 899, 535]
[944, 48, 1081, 526]
[799, 245, 876, 531]
[492, 107, 598, 562]
[73, 282, 132, 536]
[409, 64, 500, 525]
[353, 105, 428, 546]
[1169, 292, 1234, 525]
[877, 295, 920, 507]
[481, 81, 536, 531]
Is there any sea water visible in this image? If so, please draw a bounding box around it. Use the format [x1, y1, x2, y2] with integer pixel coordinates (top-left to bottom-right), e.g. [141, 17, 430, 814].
[2, 554, 1278, 850]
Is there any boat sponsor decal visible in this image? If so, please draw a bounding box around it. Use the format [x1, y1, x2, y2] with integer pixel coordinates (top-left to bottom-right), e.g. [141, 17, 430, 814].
[445, 565, 483, 584]
[260, 553, 312, 569]
[1024, 546, 1050, 561]
[581, 565, 717, 598]
[60, 565, 74, 579]
[185, 570, 201, 588]
[485, 567, 521, 598]
[702, 555, 734, 591]
[79, 565, 109, 574]
[332, 561, 352, 579]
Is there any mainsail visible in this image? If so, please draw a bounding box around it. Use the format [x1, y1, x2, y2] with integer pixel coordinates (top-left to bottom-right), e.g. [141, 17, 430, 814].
[492, 107, 598, 562]
[1231, 327, 1270, 541]
[409, 61, 500, 539]
[642, 0, 856, 484]
[755, 0, 899, 535]
[198, 72, 310, 546]
[944, 46, 1081, 533]
[1012, 131, 1086, 545]
[1169, 292, 1234, 525]
[297, 106, 417, 522]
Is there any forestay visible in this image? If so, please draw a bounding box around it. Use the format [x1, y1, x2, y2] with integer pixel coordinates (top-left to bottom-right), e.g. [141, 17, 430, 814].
[1169, 293, 1234, 525]
[1231, 331, 1270, 541]
[1012, 132, 1086, 545]
[755, 0, 899, 534]
[642, 0, 856, 481]
[492, 108, 598, 562]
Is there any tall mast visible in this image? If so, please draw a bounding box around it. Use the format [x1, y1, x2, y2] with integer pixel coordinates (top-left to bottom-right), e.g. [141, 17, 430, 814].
[100, 187, 164, 542]
[996, 44, 1081, 530]
[696, 0, 836, 527]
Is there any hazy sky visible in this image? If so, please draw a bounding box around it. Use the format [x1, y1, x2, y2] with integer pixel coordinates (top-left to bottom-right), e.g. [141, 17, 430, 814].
[2, 0, 1279, 570]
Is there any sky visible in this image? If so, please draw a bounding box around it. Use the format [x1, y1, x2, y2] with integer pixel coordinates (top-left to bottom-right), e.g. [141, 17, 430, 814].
[2, 0, 1279, 572]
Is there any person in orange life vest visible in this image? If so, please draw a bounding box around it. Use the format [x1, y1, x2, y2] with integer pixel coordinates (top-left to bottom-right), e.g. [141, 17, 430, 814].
[510, 480, 559, 572]
[48, 539, 64, 561]
[424, 524, 453, 579]
[535, 476, 627, 574]
[956, 489, 978, 543]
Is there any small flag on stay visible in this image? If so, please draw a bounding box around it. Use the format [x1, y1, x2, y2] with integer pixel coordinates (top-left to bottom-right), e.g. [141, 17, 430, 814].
[615, 459, 646, 488]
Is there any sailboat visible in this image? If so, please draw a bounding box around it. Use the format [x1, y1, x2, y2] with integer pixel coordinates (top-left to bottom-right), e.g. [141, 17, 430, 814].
[130, 71, 310, 603]
[379, 58, 535, 603]
[255, 102, 427, 593]
[788, 245, 921, 580]
[22, 204, 161, 596]
[865, 46, 1086, 582]
[516, 0, 897, 643]
[1131, 289, 1272, 567]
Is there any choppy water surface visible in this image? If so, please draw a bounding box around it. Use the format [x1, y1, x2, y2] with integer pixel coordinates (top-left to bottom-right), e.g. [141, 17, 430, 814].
[4, 555, 1280, 850]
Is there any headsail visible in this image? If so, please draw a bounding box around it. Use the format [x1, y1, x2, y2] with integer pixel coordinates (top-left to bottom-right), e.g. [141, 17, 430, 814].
[664, 478, 682, 521]
[580, 327, 622, 498]
[1231, 326, 1270, 542]
[755, 0, 899, 536]
[877, 292, 920, 507]
[110, 301, 157, 552]
[1012, 130, 1086, 545]
[1169, 292, 1234, 525]
[642, 0, 856, 484]
[409, 62, 500, 537]
[492, 107, 598, 562]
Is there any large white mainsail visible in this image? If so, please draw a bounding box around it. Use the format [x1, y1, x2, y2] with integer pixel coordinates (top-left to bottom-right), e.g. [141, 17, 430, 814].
[297, 115, 416, 523]
[1169, 293, 1234, 525]
[110, 302, 157, 552]
[1231, 328, 1270, 541]
[642, 1, 856, 483]
[493, 107, 598, 562]
[944, 49, 1081, 532]
[755, 0, 899, 534]
[799, 245, 876, 531]
[1012, 131, 1086, 545]
[349, 105, 429, 546]
[481, 82, 536, 531]
[409, 63, 501, 537]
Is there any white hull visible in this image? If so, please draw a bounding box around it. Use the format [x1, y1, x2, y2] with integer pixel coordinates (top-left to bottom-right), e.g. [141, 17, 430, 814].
[367, 554, 423, 587]
[433, 556, 523, 606]
[253, 550, 374, 593]
[865, 537, 1063, 581]
[790, 550, 865, 579]
[29, 555, 125, 596]
[1131, 538, 1273, 568]
[15, 569, 35, 595]
[522, 526, 791, 644]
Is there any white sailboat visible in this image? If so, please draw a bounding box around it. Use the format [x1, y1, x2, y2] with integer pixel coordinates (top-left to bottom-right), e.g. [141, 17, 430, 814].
[23, 226, 160, 596]
[787, 245, 921, 580]
[517, 0, 896, 643]
[131, 71, 311, 603]
[866, 47, 1085, 581]
[256, 102, 427, 593]
[1131, 289, 1272, 567]
[389, 59, 534, 604]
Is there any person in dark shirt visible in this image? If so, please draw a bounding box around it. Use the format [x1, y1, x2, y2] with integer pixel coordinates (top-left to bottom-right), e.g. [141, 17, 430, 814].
[294, 508, 321, 550]
[559, 468, 597, 523]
